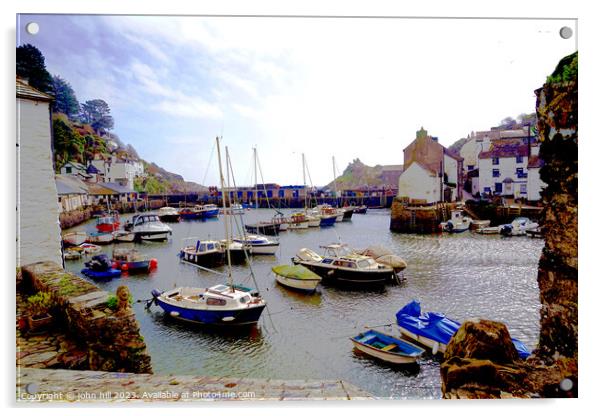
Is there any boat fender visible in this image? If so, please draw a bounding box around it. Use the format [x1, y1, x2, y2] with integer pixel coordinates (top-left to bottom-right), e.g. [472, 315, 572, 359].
[112, 262, 119, 269]
[121, 263, 129, 272]
[150, 258, 158, 269]
[432, 343, 439, 355]
[222, 316, 235, 322]
[170, 311, 180, 317]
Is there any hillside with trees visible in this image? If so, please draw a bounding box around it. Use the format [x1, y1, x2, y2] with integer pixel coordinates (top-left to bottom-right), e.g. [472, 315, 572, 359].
[17, 43, 206, 194]
[325, 158, 401, 190]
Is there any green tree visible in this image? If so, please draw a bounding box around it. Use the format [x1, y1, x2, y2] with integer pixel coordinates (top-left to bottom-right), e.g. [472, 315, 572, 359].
[52, 75, 80, 119]
[53, 119, 85, 168]
[80, 99, 114, 134]
[16, 44, 54, 94]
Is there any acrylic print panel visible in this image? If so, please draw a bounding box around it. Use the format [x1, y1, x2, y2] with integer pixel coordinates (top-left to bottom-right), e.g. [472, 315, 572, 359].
[16, 14, 577, 402]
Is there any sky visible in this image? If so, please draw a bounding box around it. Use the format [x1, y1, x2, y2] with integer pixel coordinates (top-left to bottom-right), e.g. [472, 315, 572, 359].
[17, 15, 577, 187]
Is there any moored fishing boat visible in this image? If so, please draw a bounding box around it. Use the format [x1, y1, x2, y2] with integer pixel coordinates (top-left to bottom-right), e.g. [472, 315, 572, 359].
[292, 243, 398, 287]
[395, 300, 531, 358]
[499, 217, 539, 237]
[272, 264, 321, 292]
[245, 222, 280, 236]
[179, 206, 203, 220]
[233, 234, 279, 255]
[124, 214, 172, 241]
[112, 248, 156, 273]
[113, 230, 136, 242]
[95, 210, 120, 233]
[63, 247, 83, 260]
[179, 238, 225, 268]
[220, 203, 244, 215]
[157, 206, 181, 222]
[351, 329, 425, 364]
[440, 210, 471, 233]
[62, 231, 88, 247]
[78, 243, 102, 255]
[287, 212, 310, 230]
[353, 205, 368, 214]
[81, 254, 122, 281]
[86, 232, 114, 245]
[199, 204, 220, 219]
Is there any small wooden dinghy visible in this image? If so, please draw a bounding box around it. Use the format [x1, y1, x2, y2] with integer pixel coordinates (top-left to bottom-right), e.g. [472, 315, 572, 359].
[272, 264, 322, 292]
[351, 329, 424, 364]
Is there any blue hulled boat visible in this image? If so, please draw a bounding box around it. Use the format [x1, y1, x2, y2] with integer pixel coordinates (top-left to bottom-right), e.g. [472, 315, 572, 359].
[81, 254, 122, 281]
[351, 329, 425, 364]
[396, 300, 531, 359]
[150, 284, 266, 325]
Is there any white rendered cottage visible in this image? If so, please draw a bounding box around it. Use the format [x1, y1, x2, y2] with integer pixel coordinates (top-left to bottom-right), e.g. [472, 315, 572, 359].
[16, 78, 62, 266]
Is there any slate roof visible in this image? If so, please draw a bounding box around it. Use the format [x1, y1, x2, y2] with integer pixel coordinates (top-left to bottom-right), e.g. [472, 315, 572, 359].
[16, 78, 53, 101]
[55, 175, 88, 195]
[86, 183, 119, 196]
[479, 143, 529, 159]
[100, 182, 135, 194]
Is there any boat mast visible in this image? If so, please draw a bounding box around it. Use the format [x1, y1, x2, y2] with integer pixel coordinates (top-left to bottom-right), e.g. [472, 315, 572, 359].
[216, 136, 233, 291]
[302, 153, 307, 210]
[332, 156, 338, 208]
[254, 146, 258, 209]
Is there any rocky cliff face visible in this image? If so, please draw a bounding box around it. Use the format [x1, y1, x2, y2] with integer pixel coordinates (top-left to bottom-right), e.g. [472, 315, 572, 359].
[440, 52, 578, 398]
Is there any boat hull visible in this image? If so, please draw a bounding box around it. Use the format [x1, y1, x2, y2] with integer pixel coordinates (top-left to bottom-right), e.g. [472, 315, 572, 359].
[249, 243, 279, 255]
[319, 216, 337, 227]
[342, 209, 354, 221]
[245, 224, 280, 236]
[292, 259, 393, 287]
[115, 260, 151, 273]
[63, 232, 88, 246]
[351, 340, 419, 364]
[288, 221, 309, 230]
[158, 214, 180, 223]
[81, 268, 122, 281]
[397, 326, 447, 354]
[155, 297, 266, 325]
[136, 231, 171, 242]
[87, 233, 114, 244]
[180, 250, 225, 268]
[274, 273, 320, 292]
[201, 209, 220, 219]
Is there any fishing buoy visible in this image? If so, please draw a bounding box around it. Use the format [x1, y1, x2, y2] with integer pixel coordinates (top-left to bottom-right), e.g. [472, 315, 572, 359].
[112, 262, 119, 269]
[121, 263, 129, 272]
[150, 258, 158, 269]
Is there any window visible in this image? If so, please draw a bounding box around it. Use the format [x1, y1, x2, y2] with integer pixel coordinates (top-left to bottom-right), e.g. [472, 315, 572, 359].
[206, 297, 226, 306]
[520, 184, 528, 194]
[495, 183, 503, 193]
[467, 165, 474, 171]
[492, 169, 500, 178]
[65, 166, 72, 174]
[516, 156, 524, 163]
[492, 157, 499, 165]
[516, 168, 527, 178]
[484, 187, 491, 193]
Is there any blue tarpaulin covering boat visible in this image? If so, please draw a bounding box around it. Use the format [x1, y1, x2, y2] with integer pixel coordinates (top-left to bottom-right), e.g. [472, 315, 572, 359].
[395, 300, 531, 359]
[81, 268, 122, 280]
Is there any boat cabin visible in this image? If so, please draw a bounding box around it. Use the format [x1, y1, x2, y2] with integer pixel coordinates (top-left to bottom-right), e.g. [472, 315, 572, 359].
[165, 285, 255, 308]
[132, 214, 162, 226]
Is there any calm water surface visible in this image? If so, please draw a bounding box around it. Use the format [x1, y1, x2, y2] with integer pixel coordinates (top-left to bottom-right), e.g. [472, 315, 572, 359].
[64, 209, 543, 399]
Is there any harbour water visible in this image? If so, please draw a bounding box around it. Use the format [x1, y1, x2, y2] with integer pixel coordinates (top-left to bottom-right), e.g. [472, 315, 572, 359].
[63, 209, 543, 399]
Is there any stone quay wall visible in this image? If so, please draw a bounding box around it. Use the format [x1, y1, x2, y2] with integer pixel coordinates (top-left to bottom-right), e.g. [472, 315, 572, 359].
[389, 200, 454, 233]
[17, 368, 373, 402]
[21, 261, 152, 374]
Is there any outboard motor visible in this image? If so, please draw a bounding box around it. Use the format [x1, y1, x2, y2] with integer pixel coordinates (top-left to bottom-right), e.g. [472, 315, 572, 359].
[146, 289, 163, 309]
[499, 224, 513, 237]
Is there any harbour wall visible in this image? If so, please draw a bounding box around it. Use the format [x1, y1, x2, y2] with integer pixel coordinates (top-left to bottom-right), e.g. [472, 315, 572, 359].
[20, 261, 152, 374]
[389, 199, 544, 233]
